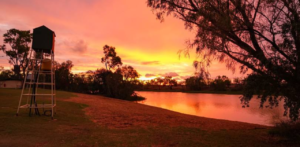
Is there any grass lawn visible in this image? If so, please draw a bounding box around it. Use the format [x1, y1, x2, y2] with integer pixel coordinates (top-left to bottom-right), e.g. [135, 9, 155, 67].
[0, 88, 297, 146]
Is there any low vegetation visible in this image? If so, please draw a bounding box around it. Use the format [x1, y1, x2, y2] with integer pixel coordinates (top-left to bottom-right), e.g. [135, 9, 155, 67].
[269, 120, 300, 141]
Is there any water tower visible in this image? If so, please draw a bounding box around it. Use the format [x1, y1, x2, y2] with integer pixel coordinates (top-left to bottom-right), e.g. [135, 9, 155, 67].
[17, 25, 56, 119]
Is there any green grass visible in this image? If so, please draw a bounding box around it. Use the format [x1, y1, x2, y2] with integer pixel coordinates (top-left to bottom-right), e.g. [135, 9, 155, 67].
[0, 88, 297, 146]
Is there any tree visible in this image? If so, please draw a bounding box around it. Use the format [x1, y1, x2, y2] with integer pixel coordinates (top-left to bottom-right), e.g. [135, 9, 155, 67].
[83, 69, 105, 94]
[55, 60, 73, 90]
[68, 73, 86, 92]
[118, 65, 139, 81]
[163, 76, 172, 86]
[147, 0, 300, 120]
[232, 77, 245, 91]
[99, 46, 140, 100]
[93, 68, 111, 94]
[169, 78, 178, 90]
[161, 76, 178, 89]
[0, 69, 16, 80]
[185, 76, 206, 90]
[101, 45, 122, 71]
[155, 77, 164, 90]
[97, 68, 137, 100]
[210, 75, 231, 91]
[1, 29, 32, 79]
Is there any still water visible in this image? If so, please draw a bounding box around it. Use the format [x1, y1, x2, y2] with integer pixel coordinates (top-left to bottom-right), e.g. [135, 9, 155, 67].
[136, 92, 287, 126]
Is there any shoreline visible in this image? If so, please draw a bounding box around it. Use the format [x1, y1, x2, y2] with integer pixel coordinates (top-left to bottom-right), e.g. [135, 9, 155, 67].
[136, 90, 243, 95]
[67, 93, 267, 130]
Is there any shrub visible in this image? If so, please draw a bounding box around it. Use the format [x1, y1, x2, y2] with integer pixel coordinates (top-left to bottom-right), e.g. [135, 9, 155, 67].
[269, 120, 300, 140]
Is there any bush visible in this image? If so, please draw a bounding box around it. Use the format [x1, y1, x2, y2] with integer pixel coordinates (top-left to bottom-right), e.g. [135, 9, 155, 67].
[104, 72, 141, 101]
[210, 75, 231, 91]
[185, 76, 206, 91]
[269, 120, 300, 140]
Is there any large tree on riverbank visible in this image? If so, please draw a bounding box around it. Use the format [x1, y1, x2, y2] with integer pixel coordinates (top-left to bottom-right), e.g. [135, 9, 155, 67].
[147, 0, 300, 120]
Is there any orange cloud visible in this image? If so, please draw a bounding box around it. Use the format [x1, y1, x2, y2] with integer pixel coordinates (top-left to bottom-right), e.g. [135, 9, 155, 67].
[0, 0, 247, 80]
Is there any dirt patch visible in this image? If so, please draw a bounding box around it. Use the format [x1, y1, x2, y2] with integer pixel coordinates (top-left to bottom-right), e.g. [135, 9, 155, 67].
[65, 93, 267, 130]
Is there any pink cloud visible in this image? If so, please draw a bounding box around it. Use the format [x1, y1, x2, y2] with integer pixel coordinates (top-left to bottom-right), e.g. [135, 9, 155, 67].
[0, 0, 247, 79]
[141, 61, 160, 65]
[145, 73, 156, 78]
[160, 72, 180, 77]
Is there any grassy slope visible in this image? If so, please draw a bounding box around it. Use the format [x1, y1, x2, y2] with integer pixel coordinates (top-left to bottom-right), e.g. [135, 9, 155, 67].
[0, 89, 296, 147]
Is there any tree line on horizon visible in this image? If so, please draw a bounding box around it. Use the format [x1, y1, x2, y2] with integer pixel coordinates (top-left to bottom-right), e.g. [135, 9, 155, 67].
[0, 28, 288, 96]
[0, 28, 244, 98]
[49, 45, 143, 101]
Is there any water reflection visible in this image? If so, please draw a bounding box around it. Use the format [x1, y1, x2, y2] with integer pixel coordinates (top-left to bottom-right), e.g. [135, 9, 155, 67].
[137, 92, 288, 126]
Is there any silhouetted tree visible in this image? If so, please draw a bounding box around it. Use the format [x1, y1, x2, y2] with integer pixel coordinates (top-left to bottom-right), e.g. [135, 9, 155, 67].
[0, 69, 17, 80]
[185, 76, 206, 91]
[210, 75, 231, 91]
[161, 76, 177, 90]
[1, 28, 32, 79]
[150, 79, 158, 85]
[94, 68, 111, 94]
[55, 60, 73, 90]
[232, 77, 245, 91]
[118, 65, 139, 81]
[84, 70, 103, 93]
[147, 0, 300, 120]
[101, 45, 122, 71]
[96, 70, 138, 100]
[169, 78, 178, 90]
[155, 77, 164, 90]
[99, 46, 140, 100]
[163, 76, 172, 86]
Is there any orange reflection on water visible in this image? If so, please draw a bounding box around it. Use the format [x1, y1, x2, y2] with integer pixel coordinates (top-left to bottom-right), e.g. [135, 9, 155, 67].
[137, 92, 287, 126]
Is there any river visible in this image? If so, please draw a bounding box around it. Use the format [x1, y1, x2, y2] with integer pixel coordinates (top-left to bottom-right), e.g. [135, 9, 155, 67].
[136, 92, 288, 126]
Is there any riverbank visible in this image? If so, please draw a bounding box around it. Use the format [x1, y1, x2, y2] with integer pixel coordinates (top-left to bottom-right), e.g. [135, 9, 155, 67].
[137, 89, 243, 95]
[0, 89, 297, 146]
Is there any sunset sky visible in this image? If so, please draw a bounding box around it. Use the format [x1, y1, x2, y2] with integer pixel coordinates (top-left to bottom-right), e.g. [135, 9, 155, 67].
[0, 0, 246, 81]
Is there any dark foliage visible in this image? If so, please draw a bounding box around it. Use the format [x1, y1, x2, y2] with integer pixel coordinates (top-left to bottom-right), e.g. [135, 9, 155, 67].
[1, 28, 32, 79]
[231, 77, 245, 91]
[210, 75, 231, 91]
[147, 0, 300, 120]
[54, 45, 142, 101]
[269, 121, 300, 141]
[101, 45, 122, 70]
[0, 69, 18, 80]
[55, 60, 73, 90]
[185, 76, 206, 90]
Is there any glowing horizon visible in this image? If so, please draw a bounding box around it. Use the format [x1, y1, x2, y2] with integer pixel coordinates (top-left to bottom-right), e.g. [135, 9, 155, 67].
[0, 0, 247, 81]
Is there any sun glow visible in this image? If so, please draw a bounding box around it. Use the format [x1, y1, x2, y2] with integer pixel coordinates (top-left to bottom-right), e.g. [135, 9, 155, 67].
[138, 76, 156, 81]
[0, 0, 246, 81]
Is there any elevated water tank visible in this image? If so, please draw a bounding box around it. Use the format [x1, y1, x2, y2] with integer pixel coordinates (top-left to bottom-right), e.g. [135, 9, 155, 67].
[32, 26, 56, 53]
[41, 59, 52, 71]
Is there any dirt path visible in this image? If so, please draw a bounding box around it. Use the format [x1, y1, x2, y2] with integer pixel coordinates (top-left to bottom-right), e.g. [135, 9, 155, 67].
[66, 93, 267, 130]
